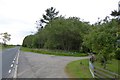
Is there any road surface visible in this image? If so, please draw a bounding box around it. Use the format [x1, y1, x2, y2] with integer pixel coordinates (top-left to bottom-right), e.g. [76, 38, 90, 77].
[18, 52, 89, 78]
[2, 47, 19, 78]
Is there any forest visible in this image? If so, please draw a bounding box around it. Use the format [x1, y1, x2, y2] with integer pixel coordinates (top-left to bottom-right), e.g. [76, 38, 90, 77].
[22, 7, 120, 61]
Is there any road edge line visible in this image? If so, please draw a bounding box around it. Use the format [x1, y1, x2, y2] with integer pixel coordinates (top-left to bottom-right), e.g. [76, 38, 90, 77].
[13, 49, 20, 78]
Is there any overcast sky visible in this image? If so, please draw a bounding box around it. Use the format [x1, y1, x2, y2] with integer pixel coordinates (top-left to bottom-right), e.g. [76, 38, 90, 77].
[0, 0, 119, 45]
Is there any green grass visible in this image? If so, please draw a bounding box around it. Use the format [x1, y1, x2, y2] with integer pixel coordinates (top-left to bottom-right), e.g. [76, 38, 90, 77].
[94, 59, 120, 75]
[65, 59, 92, 78]
[21, 47, 88, 57]
[65, 59, 120, 78]
[1, 45, 16, 50]
[0, 44, 2, 51]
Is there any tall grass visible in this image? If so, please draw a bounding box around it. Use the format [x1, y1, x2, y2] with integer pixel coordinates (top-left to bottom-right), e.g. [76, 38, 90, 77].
[21, 47, 88, 57]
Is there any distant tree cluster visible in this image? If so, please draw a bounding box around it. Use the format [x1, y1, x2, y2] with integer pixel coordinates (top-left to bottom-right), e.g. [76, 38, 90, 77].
[22, 7, 119, 61]
[23, 16, 90, 51]
[0, 32, 11, 46]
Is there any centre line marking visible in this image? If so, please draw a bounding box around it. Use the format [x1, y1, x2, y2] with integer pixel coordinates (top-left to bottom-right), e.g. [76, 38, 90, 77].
[12, 61, 14, 63]
[8, 69, 11, 74]
[11, 64, 13, 67]
[14, 57, 16, 60]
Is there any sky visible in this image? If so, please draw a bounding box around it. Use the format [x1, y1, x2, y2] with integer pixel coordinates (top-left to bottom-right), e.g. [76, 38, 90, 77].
[0, 0, 119, 45]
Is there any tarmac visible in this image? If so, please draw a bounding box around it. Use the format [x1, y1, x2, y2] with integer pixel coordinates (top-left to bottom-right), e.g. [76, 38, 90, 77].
[17, 52, 89, 78]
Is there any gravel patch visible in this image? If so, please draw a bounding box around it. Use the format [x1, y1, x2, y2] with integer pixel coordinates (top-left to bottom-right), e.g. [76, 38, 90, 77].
[17, 52, 89, 78]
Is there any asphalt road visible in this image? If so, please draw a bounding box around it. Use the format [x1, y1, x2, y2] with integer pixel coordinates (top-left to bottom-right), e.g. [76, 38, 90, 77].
[18, 52, 89, 78]
[2, 47, 19, 78]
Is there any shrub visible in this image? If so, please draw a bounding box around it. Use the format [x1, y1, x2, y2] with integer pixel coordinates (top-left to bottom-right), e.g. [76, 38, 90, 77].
[115, 49, 120, 60]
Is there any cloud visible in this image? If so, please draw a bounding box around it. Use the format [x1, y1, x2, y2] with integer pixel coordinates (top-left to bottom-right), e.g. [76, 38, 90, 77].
[0, 16, 37, 45]
[0, 0, 119, 45]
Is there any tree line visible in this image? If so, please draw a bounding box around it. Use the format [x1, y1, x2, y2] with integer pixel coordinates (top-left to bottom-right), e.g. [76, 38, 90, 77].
[22, 7, 120, 60]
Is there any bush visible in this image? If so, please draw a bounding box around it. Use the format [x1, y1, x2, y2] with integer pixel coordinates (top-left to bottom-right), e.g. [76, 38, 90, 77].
[115, 49, 120, 60]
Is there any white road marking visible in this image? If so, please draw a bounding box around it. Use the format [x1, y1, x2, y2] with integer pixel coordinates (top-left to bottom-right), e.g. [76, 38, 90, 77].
[13, 49, 20, 78]
[11, 64, 13, 67]
[8, 69, 11, 74]
[14, 57, 16, 60]
[12, 61, 14, 63]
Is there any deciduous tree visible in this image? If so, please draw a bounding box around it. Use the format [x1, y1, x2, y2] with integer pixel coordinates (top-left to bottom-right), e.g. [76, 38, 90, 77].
[0, 32, 11, 45]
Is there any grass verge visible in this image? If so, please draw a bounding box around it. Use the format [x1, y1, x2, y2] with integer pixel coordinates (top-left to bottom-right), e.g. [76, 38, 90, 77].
[65, 59, 120, 78]
[21, 47, 88, 57]
[94, 59, 120, 75]
[1, 45, 16, 50]
[65, 59, 92, 78]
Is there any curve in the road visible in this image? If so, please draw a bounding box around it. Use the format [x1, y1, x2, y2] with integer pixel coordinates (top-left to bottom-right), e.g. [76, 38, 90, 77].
[17, 52, 89, 78]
